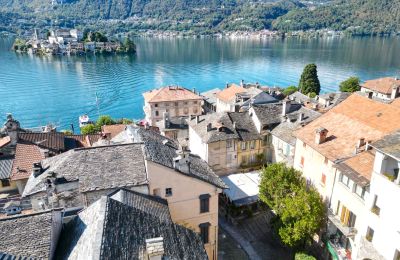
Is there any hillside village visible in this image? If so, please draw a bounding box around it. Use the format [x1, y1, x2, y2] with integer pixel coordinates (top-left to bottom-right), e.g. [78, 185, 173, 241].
[0, 76, 400, 259]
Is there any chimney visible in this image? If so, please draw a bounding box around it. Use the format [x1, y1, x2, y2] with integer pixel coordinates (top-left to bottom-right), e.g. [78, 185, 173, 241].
[391, 84, 399, 100]
[240, 79, 244, 87]
[357, 138, 365, 148]
[4, 114, 20, 145]
[193, 88, 196, 94]
[146, 237, 164, 260]
[315, 127, 328, 145]
[255, 82, 260, 88]
[226, 83, 229, 89]
[282, 99, 291, 116]
[196, 115, 200, 124]
[32, 162, 43, 177]
[173, 146, 191, 174]
[207, 123, 212, 132]
[298, 113, 304, 122]
[232, 121, 236, 129]
[365, 140, 372, 151]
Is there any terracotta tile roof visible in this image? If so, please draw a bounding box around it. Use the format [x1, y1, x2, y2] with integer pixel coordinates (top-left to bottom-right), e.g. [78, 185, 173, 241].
[361, 77, 400, 95]
[18, 132, 65, 152]
[0, 136, 11, 148]
[102, 124, 127, 139]
[295, 93, 400, 161]
[65, 134, 103, 148]
[391, 98, 400, 108]
[11, 143, 45, 181]
[216, 84, 247, 103]
[336, 150, 375, 185]
[143, 86, 202, 103]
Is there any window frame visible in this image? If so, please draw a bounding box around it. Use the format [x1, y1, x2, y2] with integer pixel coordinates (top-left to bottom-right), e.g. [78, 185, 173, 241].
[199, 223, 210, 244]
[1, 179, 10, 187]
[165, 188, 172, 197]
[199, 194, 210, 213]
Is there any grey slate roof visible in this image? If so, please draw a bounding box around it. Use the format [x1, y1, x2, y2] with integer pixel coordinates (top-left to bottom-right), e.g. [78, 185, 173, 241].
[23, 143, 148, 197]
[0, 157, 13, 180]
[288, 91, 314, 104]
[270, 107, 321, 145]
[142, 137, 227, 189]
[371, 131, 400, 160]
[0, 210, 55, 259]
[201, 88, 221, 105]
[319, 92, 351, 108]
[229, 112, 261, 141]
[0, 252, 36, 260]
[156, 116, 188, 131]
[241, 92, 278, 109]
[56, 190, 208, 260]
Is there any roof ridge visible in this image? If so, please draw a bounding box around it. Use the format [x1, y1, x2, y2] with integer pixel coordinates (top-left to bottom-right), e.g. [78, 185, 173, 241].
[0, 208, 61, 221]
[107, 188, 169, 206]
[73, 142, 144, 151]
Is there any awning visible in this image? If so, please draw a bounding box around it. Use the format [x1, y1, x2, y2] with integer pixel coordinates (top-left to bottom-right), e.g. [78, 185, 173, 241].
[221, 171, 260, 207]
[327, 241, 339, 260]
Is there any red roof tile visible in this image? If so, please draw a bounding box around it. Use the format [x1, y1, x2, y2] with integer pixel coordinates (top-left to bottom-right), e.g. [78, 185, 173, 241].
[143, 86, 202, 103]
[11, 143, 45, 181]
[361, 77, 400, 95]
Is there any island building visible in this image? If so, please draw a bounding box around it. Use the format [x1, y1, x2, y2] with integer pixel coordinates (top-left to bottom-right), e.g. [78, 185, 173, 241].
[360, 77, 400, 101]
[0, 188, 208, 259]
[188, 99, 320, 175]
[293, 93, 400, 203]
[326, 131, 400, 260]
[22, 127, 226, 260]
[143, 86, 203, 126]
[288, 91, 351, 113]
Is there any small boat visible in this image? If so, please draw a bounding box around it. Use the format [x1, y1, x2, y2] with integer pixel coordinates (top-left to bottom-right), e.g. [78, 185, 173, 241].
[79, 114, 90, 128]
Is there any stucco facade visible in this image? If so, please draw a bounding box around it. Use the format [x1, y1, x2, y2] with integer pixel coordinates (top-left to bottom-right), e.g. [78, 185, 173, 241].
[0, 180, 17, 193]
[146, 160, 222, 260]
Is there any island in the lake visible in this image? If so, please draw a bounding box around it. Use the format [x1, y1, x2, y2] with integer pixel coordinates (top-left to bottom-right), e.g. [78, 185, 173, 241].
[12, 29, 136, 56]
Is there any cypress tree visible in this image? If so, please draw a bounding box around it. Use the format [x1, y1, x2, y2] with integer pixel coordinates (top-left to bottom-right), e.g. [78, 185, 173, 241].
[298, 64, 321, 95]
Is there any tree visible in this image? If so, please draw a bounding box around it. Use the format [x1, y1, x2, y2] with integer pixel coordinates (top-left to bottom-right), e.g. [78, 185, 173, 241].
[259, 163, 326, 248]
[81, 124, 98, 134]
[298, 64, 321, 95]
[278, 187, 325, 247]
[96, 115, 115, 127]
[339, 77, 360, 92]
[295, 253, 316, 260]
[283, 86, 298, 96]
[123, 38, 136, 53]
[259, 163, 304, 212]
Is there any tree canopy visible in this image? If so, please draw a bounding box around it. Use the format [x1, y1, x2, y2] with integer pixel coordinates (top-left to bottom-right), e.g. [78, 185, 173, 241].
[283, 86, 298, 96]
[259, 163, 325, 248]
[339, 76, 360, 92]
[298, 64, 321, 95]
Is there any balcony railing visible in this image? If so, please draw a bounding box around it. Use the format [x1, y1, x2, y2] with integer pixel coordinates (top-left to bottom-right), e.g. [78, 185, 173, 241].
[328, 209, 357, 237]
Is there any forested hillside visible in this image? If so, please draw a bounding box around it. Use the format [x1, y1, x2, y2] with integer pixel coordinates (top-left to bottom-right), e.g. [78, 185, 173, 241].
[0, 0, 399, 35]
[0, 0, 303, 34]
[273, 0, 400, 35]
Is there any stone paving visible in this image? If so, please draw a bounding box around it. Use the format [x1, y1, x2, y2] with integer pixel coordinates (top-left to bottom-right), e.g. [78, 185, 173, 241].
[218, 227, 249, 260]
[219, 212, 293, 260]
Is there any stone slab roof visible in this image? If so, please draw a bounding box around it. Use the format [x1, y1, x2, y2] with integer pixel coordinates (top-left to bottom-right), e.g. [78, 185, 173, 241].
[334, 150, 375, 186]
[361, 77, 400, 95]
[143, 86, 202, 103]
[0, 210, 56, 259]
[188, 113, 239, 143]
[0, 157, 13, 180]
[23, 144, 148, 197]
[11, 143, 45, 181]
[56, 190, 207, 260]
[156, 117, 189, 131]
[0, 136, 10, 148]
[370, 130, 400, 160]
[201, 88, 221, 105]
[271, 107, 321, 145]
[295, 93, 400, 162]
[228, 112, 261, 141]
[143, 137, 227, 189]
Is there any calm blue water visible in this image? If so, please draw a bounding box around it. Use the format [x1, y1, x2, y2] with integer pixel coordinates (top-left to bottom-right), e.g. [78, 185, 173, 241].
[0, 36, 399, 130]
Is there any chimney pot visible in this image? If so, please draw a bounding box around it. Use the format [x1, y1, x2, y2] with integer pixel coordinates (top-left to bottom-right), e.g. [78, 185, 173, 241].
[196, 115, 200, 124]
[315, 127, 328, 145]
[282, 99, 291, 116]
[357, 138, 365, 148]
[298, 113, 304, 122]
[207, 123, 212, 132]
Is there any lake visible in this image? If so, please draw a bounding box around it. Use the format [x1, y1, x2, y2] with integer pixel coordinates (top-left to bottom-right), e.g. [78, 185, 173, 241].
[0, 36, 399, 130]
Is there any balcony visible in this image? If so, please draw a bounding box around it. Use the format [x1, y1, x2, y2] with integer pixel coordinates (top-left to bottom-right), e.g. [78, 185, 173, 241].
[328, 209, 357, 237]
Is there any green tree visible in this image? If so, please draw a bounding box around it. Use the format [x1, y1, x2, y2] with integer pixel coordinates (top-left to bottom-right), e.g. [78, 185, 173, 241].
[278, 187, 325, 247]
[259, 163, 325, 248]
[61, 130, 73, 135]
[81, 124, 98, 134]
[295, 252, 316, 260]
[96, 115, 115, 127]
[259, 163, 304, 212]
[298, 64, 321, 95]
[283, 86, 298, 96]
[339, 77, 360, 92]
[123, 38, 136, 53]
